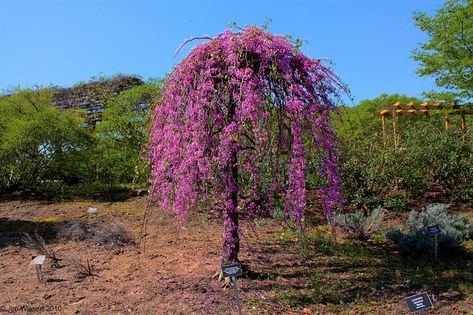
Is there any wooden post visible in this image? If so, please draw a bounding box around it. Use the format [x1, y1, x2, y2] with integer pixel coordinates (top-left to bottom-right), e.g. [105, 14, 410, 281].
[382, 114, 387, 150]
[397, 116, 400, 148]
[392, 111, 400, 149]
[461, 112, 466, 142]
[461, 111, 466, 131]
[445, 113, 450, 130]
[392, 111, 397, 149]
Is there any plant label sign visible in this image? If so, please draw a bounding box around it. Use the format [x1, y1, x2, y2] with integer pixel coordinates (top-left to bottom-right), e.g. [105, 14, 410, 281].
[427, 225, 441, 235]
[405, 292, 433, 313]
[30, 255, 46, 266]
[221, 263, 242, 278]
[221, 263, 243, 315]
[87, 207, 97, 214]
[30, 255, 46, 282]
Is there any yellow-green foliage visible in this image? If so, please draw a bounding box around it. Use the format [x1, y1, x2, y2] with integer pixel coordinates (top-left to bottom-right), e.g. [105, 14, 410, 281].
[0, 87, 92, 191]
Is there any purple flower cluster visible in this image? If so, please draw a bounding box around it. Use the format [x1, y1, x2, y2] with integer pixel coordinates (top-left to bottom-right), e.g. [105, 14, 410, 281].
[149, 27, 343, 262]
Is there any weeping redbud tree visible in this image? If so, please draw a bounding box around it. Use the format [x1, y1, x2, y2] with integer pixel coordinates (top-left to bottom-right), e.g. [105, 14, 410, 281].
[150, 27, 343, 264]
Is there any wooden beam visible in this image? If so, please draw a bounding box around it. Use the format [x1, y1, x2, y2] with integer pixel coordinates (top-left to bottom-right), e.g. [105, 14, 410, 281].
[382, 102, 465, 111]
[448, 110, 473, 115]
[379, 107, 473, 116]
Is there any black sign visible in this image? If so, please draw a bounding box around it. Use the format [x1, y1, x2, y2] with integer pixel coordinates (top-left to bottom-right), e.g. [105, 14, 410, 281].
[221, 263, 242, 278]
[405, 292, 433, 313]
[427, 225, 441, 235]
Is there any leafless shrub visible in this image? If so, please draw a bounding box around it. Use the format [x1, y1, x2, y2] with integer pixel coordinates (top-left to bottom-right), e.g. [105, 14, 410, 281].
[56, 220, 134, 249]
[21, 230, 60, 266]
[92, 224, 134, 248]
[57, 220, 90, 241]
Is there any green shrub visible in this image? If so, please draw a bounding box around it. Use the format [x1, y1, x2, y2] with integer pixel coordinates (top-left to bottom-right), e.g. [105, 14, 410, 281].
[386, 203, 473, 256]
[382, 195, 408, 212]
[427, 130, 473, 202]
[336, 94, 473, 209]
[0, 87, 93, 192]
[338, 137, 428, 210]
[332, 207, 384, 240]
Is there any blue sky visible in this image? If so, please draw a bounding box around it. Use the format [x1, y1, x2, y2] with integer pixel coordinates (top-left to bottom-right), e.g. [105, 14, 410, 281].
[0, 0, 443, 104]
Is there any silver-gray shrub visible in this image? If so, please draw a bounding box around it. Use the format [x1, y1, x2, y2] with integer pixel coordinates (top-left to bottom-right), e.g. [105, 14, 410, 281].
[386, 203, 472, 256]
[331, 206, 385, 240]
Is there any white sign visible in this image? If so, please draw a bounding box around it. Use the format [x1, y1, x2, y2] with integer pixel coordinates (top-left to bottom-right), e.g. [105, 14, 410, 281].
[30, 255, 46, 266]
[87, 207, 97, 213]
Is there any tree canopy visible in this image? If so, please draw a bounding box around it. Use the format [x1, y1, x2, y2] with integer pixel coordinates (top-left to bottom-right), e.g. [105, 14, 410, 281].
[412, 0, 473, 101]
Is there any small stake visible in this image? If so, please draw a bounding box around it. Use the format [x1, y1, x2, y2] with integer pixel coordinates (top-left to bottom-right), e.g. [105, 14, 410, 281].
[35, 265, 43, 282]
[232, 277, 243, 315]
[427, 225, 441, 260]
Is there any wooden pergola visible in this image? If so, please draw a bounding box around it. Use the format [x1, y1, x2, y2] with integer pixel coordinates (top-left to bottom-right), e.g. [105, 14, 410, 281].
[375, 101, 473, 149]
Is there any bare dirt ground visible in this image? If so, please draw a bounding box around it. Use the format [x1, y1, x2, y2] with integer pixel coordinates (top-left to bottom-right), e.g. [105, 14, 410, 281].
[0, 197, 472, 314]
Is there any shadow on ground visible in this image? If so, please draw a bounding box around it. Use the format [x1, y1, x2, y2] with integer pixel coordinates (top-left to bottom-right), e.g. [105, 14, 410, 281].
[0, 217, 62, 248]
[243, 235, 473, 308]
[0, 188, 147, 203]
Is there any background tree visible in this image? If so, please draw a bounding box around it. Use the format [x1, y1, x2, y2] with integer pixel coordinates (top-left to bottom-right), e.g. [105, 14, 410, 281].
[412, 0, 473, 101]
[94, 79, 162, 187]
[0, 87, 92, 192]
[0, 77, 160, 195]
[149, 27, 343, 266]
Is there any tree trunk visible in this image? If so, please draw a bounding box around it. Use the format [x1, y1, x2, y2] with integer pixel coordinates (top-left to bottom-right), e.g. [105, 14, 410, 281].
[222, 142, 240, 264]
[222, 99, 240, 264]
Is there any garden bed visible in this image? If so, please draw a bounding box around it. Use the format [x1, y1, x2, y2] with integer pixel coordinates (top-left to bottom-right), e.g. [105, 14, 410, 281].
[0, 197, 472, 314]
